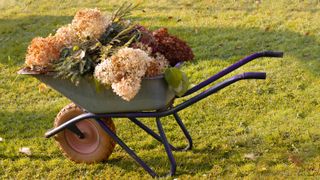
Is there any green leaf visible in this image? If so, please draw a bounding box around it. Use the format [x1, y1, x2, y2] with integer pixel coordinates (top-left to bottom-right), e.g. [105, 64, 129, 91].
[165, 67, 190, 97]
[165, 67, 183, 88]
[60, 48, 71, 58]
[72, 45, 80, 51]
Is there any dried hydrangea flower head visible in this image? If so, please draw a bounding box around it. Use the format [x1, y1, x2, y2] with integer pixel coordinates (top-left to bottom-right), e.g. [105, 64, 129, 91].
[131, 42, 169, 77]
[93, 60, 115, 85]
[131, 25, 158, 54]
[94, 47, 153, 101]
[153, 28, 194, 66]
[111, 77, 141, 101]
[72, 8, 111, 40]
[114, 47, 151, 77]
[25, 36, 63, 68]
[145, 53, 169, 77]
[55, 24, 78, 46]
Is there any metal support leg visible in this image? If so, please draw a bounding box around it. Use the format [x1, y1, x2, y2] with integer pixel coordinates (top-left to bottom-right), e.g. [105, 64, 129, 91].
[173, 113, 193, 151]
[156, 117, 177, 176]
[129, 117, 178, 151]
[129, 116, 192, 152]
[96, 119, 158, 178]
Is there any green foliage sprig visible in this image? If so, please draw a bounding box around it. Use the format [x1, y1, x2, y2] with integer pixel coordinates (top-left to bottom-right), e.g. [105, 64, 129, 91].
[99, 24, 139, 58]
[111, 2, 139, 23]
[54, 41, 101, 85]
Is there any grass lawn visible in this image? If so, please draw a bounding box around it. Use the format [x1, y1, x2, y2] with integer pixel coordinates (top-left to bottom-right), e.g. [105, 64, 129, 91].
[1, 0, 320, 178]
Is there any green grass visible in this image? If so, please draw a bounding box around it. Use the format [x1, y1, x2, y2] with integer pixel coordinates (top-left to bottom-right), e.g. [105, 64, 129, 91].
[1, 0, 320, 178]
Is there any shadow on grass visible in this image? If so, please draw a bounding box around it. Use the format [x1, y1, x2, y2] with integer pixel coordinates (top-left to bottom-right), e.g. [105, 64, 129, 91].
[1, 109, 320, 177]
[1, 14, 320, 176]
[105, 150, 215, 176]
[0, 15, 72, 65]
[1, 15, 320, 74]
[0, 109, 57, 138]
[142, 2, 320, 14]
[0, 154, 53, 161]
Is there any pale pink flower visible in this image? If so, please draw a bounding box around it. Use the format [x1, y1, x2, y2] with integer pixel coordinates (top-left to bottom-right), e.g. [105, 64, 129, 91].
[55, 24, 78, 46]
[72, 8, 110, 40]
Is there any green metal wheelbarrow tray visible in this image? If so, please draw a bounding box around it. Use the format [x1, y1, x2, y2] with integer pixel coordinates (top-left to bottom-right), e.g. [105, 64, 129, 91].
[18, 51, 283, 177]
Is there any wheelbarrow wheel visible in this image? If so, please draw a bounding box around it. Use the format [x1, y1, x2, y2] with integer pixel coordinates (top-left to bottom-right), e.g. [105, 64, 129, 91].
[54, 103, 116, 163]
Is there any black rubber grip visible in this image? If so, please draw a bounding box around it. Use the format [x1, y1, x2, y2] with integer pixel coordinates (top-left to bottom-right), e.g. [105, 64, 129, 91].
[243, 72, 266, 79]
[262, 51, 284, 58]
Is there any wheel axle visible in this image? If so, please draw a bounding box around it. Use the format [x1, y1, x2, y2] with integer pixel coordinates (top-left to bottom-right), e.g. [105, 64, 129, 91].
[67, 124, 85, 139]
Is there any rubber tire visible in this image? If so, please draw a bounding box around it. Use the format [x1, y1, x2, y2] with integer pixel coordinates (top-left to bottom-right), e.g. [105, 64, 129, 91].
[54, 103, 116, 163]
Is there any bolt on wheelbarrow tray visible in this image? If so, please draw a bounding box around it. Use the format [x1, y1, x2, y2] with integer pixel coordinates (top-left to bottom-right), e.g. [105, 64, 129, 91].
[18, 68, 175, 113]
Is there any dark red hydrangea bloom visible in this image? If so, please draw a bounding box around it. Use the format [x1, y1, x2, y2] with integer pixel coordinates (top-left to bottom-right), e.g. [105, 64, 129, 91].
[152, 28, 194, 66]
[131, 25, 159, 54]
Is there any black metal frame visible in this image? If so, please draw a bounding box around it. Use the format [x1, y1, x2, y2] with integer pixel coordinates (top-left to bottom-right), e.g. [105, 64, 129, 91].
[45, 51, 283, 177]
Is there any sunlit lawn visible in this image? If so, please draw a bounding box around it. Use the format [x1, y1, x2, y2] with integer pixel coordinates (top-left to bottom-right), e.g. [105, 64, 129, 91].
[1, 0, 320, 178]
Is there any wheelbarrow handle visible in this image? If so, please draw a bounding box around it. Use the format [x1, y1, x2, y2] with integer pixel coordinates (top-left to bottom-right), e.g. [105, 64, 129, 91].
[155, 72, 268, 115]
[181, 51, 283, 97]
[242, 72, 266, 79]
[262, 51, 284, 58]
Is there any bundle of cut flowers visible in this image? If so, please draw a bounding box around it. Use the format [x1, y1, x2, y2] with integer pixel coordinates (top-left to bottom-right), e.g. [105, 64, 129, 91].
[24, 3, 194, 101]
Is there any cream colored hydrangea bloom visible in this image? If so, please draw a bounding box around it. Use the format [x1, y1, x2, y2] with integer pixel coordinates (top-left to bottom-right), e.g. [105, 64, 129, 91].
[72, 8, 110, 40]
[94, 60, 116, 85]
[94, 47, 154, 101]
[111, 77, 141, 101]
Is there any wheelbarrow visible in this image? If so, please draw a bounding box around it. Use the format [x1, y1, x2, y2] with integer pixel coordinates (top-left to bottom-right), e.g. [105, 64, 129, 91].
[18, 51, 283, 177]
